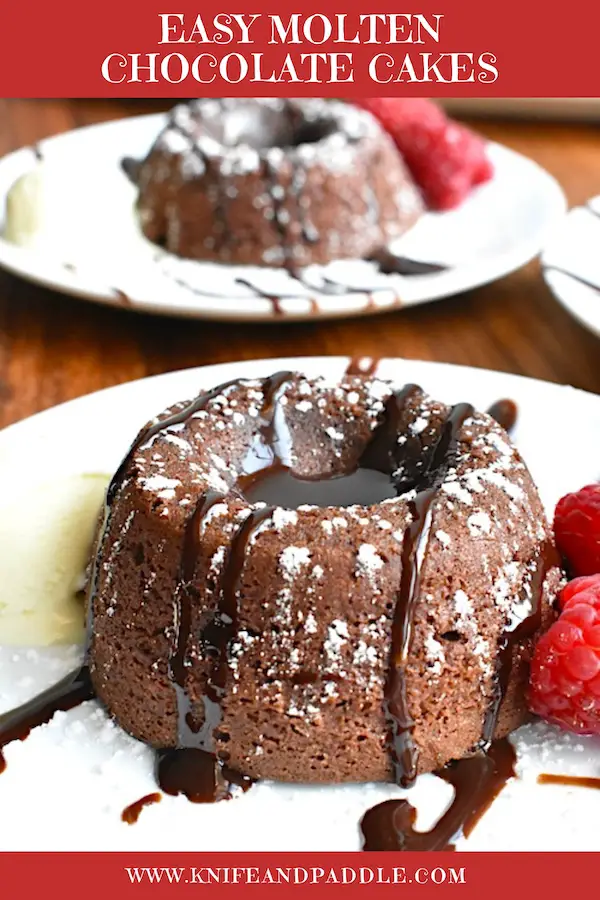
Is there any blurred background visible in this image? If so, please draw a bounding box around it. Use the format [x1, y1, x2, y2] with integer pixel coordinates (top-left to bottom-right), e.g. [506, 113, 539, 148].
[0, 97, 598, 432]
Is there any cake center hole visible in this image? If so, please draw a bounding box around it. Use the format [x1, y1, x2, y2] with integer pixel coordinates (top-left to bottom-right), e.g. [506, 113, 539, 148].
[288, 119, 336, 147]
[213, 107, 336, 150]
[238, 465, 397, 510]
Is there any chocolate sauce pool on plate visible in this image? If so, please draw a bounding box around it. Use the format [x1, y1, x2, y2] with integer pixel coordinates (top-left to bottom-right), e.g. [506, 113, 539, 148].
[361, 739, 516, 851]
[0, 372, 539, 846]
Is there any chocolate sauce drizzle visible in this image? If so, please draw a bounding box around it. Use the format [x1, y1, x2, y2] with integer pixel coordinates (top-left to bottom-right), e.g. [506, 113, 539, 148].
[0, 667, 94, 775]
[362, 388, 475, 786]
[122, 792, 162, 824]
[481, 539, 558, 750]
[233, 278, 286, 315]
[361, 527, 557, 850]
[157, 371, 295, 802]
[486, 398, 518, 434]
[345, 358, 380, 378]
[538, 773, 600, 790]
[357, 382, 552, 849]
[233, 250, 449, 315]
[157, 503, 273, 803]
[172, 249, 448, 317]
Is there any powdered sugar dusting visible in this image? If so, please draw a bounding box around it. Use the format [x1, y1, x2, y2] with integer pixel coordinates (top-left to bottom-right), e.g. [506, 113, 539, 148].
[356, 544, 384, 582]
[279, 546, 311, 578]
[137, 474, 181, 500]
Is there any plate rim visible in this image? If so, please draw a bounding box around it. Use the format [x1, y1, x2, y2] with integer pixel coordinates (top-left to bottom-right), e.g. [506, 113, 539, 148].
[0, 355, 597, 448]
[541, 197, 600, 339]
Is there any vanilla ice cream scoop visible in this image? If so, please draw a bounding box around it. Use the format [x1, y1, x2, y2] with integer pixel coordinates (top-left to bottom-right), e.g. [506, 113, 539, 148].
[0, 473, 110, 646]
[3, 159, 140, 263]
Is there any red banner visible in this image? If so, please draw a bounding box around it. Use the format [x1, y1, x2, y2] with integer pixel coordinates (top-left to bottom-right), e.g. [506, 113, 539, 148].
[0, 852, 582, 897]
[0, 0, 597, 98]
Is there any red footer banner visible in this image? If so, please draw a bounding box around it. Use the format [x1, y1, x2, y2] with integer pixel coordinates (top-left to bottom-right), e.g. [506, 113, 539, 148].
[0, 0, 597, 97]
[0, 852, 581, 896]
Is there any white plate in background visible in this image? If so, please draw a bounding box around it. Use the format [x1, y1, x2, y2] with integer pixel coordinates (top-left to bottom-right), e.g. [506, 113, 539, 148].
[0, 113, 566, 321]
[0, 356, 599, 850]
[542, 197, 600, 339]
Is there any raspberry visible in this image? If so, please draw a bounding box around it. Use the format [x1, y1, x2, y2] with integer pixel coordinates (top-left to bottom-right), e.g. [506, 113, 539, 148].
[554, 484, 600, 576]
[529, 574, 600, 734]
[355, 98, 493, 210]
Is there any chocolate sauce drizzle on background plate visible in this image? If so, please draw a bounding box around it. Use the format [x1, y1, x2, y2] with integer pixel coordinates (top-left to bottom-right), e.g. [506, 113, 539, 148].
[177, 250, 450, 318]
[0, 370, 538, 849]
[366, 248, 448, 277]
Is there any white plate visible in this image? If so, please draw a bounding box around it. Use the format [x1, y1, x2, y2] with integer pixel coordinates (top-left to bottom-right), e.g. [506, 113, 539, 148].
[0, 113, 566, 322]
[542, 198, 600, 338]
[1, 357, 599, 851]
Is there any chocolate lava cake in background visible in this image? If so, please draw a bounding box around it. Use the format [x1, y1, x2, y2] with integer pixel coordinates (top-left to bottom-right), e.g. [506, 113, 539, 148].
[131, 98, 424, 267]
[87, 372, 562, 786]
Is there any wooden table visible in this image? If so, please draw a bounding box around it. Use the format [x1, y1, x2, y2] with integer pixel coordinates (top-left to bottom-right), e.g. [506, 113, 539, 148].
[0, 98, 598, 430]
